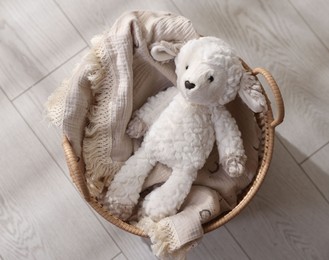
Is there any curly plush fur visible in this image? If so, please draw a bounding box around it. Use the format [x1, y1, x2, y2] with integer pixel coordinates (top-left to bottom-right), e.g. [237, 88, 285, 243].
[103, 37, 266, 221]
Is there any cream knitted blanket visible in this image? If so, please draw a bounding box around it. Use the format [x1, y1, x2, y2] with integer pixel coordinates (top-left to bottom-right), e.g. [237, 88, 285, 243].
[46, 11, 260, 259]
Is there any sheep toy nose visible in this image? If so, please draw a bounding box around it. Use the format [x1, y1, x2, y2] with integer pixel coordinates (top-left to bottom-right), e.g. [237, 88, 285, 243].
[185, 80, 196, 89]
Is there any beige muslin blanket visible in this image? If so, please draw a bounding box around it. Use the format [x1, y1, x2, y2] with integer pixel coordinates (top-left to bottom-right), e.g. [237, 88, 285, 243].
[46, 11, 260, 259]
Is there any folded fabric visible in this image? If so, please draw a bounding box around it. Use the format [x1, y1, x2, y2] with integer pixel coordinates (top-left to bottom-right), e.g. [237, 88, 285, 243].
[137, 186, 221, 259]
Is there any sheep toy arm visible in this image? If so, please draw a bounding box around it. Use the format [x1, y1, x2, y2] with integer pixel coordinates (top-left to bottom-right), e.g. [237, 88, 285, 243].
[210, 106, 247, 177]
[127, 86, 179, 138]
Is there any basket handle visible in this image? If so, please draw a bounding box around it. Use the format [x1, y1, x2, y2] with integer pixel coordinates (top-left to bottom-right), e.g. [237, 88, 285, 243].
[252, 68, 285, 128]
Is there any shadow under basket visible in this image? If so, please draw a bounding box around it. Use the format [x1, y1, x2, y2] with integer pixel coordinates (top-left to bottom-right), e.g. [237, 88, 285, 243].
[62, 64, 285, 237]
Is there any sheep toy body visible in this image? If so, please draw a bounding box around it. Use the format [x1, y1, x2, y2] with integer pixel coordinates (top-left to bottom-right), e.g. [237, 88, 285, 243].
[145, 92, 215, 170]
[104, 37, 266, 221]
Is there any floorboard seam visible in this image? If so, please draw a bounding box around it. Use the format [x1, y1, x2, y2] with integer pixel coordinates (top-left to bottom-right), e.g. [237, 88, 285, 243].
[277, 135, 329, 205]
[52, 0, 90, 46]
[11, 46, 88, 102]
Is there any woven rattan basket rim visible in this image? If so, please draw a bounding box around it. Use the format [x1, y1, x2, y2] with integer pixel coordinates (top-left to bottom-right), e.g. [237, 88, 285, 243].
[62, 63, 284, 237]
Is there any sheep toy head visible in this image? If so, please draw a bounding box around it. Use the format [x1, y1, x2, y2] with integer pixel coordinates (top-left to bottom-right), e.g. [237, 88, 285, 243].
[175, 37, 243, 106]
[151, 36, 267, 113]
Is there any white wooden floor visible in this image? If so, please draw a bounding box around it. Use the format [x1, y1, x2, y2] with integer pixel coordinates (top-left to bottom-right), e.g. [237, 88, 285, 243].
[1, 0, 329, 259]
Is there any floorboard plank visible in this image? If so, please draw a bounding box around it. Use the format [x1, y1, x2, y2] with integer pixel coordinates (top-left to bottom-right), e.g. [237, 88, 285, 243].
[14, 48, 89, 175]
[55, 0, 179, 43]
[112, 253, 127, 260]
[225, 139, 329, 259]
[302, 143, 329, 202]
[0, 0, 86, 100]
[188, 227, 249, 260]
[289, 0, 329, 50]
[99, 219, 157, 260]
[0, 90, 120, 260]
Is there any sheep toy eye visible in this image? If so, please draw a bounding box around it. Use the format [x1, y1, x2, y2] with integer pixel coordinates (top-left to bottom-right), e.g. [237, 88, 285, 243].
[208, 76, 214, 82]
[186, 65, 189, 70]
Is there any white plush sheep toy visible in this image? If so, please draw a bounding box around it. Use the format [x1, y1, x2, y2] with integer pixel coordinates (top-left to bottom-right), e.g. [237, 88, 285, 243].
[104, 37, 267, 221]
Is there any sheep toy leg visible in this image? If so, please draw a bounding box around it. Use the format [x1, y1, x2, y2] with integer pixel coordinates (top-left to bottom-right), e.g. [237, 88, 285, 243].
[104, 147, 155, 220]
[140, 168, 198, 222]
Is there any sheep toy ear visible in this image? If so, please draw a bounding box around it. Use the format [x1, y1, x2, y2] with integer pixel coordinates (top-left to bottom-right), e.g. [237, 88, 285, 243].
[238, 72, 268, 113]
[150, 41, 183, 62]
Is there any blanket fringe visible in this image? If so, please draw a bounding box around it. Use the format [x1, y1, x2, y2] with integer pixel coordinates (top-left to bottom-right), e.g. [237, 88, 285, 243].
[83, 34, 120, 198]
[137, 217, 197, 260]
[45, 78, 71, 128]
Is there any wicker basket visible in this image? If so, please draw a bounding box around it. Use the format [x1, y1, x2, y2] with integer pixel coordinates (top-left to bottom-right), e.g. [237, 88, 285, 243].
[62, 62, 284, 237]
